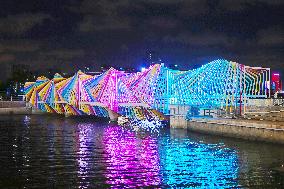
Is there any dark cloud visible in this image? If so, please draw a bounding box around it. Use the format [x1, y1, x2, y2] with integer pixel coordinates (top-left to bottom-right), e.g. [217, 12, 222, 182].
[218, 0, 284, 11]
[257, 27, 284, 46]
[74, 0, 131, 32]
[0, 54, 15, 63]
[149, 16, 180, 29]
[0, 13, 51, 35]
[178, 0, 208, 16]
[0, 39, 41, 53]
[11, 48, 86, 72]
[77, 0, 130, 14]
[41, 49, 85, 60]
[75, 0, 196, 32]
[236, 50, 283, 72]
[141, 0, 183, 4]
[163, 31, 231, 46]
[0, 0, 283, 81]
[79, 15, 131, 32]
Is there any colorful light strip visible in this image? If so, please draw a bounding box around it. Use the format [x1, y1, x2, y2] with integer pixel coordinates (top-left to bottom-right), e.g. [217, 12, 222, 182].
[24, 59, 270, 118]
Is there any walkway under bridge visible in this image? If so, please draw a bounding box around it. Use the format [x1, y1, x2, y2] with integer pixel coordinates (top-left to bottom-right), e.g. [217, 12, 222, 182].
[24, 59, 270, 120]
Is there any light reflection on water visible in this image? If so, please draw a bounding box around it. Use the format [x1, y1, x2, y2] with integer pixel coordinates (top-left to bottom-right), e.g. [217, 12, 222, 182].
[77, 123, 93, 189]
[103, 126, 161, 187]
[158, 130, 239, 188]
[0, 115, 283, 188]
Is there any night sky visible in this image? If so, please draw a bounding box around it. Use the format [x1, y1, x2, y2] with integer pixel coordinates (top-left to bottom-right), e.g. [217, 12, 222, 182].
[0, 0, 283, 81]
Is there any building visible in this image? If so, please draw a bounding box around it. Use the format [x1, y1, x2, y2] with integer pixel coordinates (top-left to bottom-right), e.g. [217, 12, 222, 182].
[271, 72, 282, 93]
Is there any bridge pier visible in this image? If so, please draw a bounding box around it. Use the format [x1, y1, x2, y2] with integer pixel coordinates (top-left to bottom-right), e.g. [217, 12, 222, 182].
[64, 112, 72, 117]
[169, 105, 190, 129]
[170, 115, 188, 128]
[106, 108, 120, 122]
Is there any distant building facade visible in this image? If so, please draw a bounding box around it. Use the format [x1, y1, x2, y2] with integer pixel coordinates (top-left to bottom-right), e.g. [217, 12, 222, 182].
[271, 72, 282, 93]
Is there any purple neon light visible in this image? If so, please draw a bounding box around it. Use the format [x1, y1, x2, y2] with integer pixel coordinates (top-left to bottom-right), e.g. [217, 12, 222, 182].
[102, 126, 161, 187]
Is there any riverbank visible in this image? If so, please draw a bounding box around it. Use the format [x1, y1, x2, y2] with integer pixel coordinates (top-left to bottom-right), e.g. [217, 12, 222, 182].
[170, 116, 284, 144]
[0, 101, 31, 115]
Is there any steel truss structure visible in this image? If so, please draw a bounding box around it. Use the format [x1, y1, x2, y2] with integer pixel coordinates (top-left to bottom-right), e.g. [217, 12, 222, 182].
[24, 59, 270, 118]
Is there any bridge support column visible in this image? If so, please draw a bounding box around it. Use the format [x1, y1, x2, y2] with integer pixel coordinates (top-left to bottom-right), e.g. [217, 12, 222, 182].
[169, 105, 190, 129]
[170, 115, 188, 129]
[106, 108, 120, 122]
[64, 112, 72, 117]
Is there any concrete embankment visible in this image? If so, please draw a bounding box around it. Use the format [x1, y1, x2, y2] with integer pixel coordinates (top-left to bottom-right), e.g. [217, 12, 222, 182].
[170, 116, 284, 144]
[0, 101, 31, 115]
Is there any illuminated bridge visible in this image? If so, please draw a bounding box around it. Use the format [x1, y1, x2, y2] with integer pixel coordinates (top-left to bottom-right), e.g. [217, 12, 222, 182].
[24, 59, 270, 120]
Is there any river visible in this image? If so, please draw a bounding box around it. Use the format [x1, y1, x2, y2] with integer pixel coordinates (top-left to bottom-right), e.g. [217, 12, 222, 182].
[0, 115, 283, 188]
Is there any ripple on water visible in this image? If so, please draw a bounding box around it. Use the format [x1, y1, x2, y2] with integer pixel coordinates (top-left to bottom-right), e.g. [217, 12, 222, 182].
[0, 115, 283, 188]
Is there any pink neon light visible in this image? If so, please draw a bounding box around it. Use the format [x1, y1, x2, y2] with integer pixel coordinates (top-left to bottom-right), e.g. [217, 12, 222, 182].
[103, 126, 161, 187]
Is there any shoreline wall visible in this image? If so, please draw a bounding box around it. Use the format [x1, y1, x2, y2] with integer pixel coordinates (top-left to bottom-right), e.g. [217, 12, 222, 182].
[0, 101, 26, 108]
[170, 115, 284, 144]
[0, 101, 31, 115]
[187, 120, 284, 144]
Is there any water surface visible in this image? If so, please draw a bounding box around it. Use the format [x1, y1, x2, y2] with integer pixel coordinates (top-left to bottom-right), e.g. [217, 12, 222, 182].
[0, 115, 283, 188]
